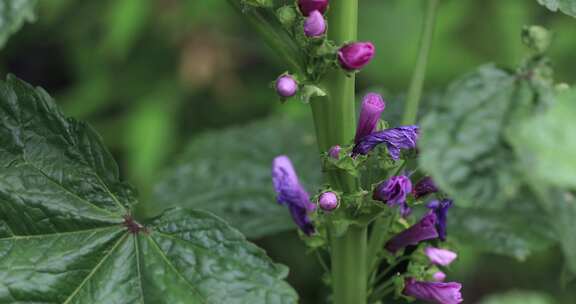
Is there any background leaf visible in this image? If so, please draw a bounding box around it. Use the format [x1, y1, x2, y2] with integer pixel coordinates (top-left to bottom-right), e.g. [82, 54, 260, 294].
[479, 290, 555, 304]
[537, 0, 576, 17]
[509, 88, 576, 189]
[0, 0, 36, 48]
[152, 115, 322, 239]
[0, 76, 298, 303]
[419, 64, 534, 208]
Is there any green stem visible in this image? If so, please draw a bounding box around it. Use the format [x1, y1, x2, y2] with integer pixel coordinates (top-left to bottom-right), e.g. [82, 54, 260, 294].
[401, 0, 440, 125]
[309, 0, 366, 303]
[331, 224, 368, 304]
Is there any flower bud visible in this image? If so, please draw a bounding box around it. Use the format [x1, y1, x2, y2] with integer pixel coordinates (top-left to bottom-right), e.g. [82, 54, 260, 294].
[298, 0, 329, 16]
[432, 271, 446, 282]
[413, 176, 438, 199]
[275, 75, 298, 97]
[328, 145, 341, 159]
[304, 10, 326, 37]
[427, 199, 453, 241]
[355, 93, 385, 143]
[404, 278, 463, 304]
[318, 191, 339, 211]
[425, 247, 458, 266]
[338, 42, 375, 71]
[277, 6, 297, 27]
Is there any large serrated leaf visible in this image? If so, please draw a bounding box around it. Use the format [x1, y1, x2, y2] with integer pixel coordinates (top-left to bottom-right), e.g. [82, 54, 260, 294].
[419, 65, 534, 208]
[0, 0, 37, 48]
[152, 115, 322, 239]
[0, 76, 298, 303]
[450, 198, 555, 261]
[537, 0, 576, 17]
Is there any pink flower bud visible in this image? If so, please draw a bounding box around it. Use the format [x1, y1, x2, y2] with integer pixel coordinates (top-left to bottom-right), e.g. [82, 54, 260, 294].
[433, 271, 447, 282]
[425, 247, 458, 266]
[318, 191, 339, 211]
[304, 10, 326, 37]
[328, 145, 341, 159]
[338, 42, 376, 71]
[298, 0, 329, 16]
[275, 75, 298, 97]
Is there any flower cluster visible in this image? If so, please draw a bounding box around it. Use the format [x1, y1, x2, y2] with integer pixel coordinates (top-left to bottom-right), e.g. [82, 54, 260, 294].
[272, 0, 376, 99]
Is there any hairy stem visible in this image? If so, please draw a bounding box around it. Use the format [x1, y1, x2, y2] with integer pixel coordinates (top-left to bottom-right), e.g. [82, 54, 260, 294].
[401, 0, 440, 125]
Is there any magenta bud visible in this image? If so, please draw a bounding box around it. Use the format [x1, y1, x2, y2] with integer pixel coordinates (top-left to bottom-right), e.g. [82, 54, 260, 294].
[355, 93, 386, 143]
[433, 271, 447, 282]
[304, 10, 326, 37]
[338, 42, 376, 71]
[318, 191, 339, 211]
[298, 0, 329, 16]
[275, 75, 298, 97]
[328, 145, 341, 159]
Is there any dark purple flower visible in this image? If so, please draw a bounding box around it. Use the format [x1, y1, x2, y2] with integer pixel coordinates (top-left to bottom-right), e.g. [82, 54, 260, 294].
[272, 156, 316, 235]
[328, 145, 341, 159]
[275, 75, 298, 97]
[304, 10, 326, 37]
[355, 93, 386, 143]
[373, 175, 412, 206]
[404, 278, 463, 304]
[298, 0, 329, 16]
[353, 126, 419, 160]
[427, 199, 453, 241]
[425, 247, 458, 266]
[414, 176, 439, 199]
[385, 212, 439, 253]
[338, 42, 375, 71]
[318, 191, 339, 211]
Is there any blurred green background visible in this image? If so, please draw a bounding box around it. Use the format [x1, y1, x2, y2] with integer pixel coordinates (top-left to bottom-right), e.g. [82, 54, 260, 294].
[2, 0, 575, 303]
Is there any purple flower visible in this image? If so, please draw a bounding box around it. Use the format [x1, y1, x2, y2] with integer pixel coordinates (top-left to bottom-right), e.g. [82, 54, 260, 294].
[304, 10, 326, 37]
[373, 175, 412, 207]
[355, 93, 386, 143]
[404, 278, 463, 304]
[414, 176, 439, 199]
[272, 156, 315, 235]
[275, 75, 298, 97]
[425, 247, 458, 266]
[298, 0, 329, 16]
[385, 212, 439, 253]
[338, 42, 375, 71]
[328, 145, 341, 159]
[433, 271, 447, 282]
[427, 199, 453, 241]
[353, 126, 419, 160]
[318, 191, 339, 211]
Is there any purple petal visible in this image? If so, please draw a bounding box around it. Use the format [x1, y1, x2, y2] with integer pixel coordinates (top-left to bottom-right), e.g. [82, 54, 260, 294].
[373, 175, 412, 207]
[404, 278, 463, 304]
[353, 126, 419, 159]
[385, 211, 439, 253]
[427, 199, 453, 241]
[425, 247, 458, 266]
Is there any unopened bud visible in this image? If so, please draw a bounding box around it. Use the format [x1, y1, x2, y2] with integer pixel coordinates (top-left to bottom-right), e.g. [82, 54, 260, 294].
[318, 191, 339, 211]
[304, 10, 326, 37]
[275, 75, 298, 97]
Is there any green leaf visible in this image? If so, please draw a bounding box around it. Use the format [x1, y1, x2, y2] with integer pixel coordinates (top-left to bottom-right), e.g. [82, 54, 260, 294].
[479, 291, 555, 304]
[419, 65, 535, 208]
[0, 75, 298, 303]
[152, 115, 322, 239]
[0, 0, 37, 48]
[509, 88, 576, 189]
[449, 199, 555, 261]
[537, 0, 576, 17]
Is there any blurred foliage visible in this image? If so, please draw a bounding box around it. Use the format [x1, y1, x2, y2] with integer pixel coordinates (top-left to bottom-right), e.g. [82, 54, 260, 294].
[0, 0, 36, 47]
[2, 0, 576, 303]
